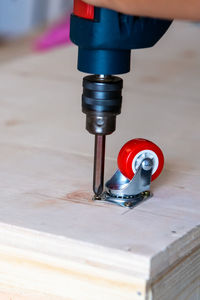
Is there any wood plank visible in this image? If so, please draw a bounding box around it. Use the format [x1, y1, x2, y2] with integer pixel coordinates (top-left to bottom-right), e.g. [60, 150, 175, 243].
[0, 21, 199, 299]
[149, 245, 200, 300]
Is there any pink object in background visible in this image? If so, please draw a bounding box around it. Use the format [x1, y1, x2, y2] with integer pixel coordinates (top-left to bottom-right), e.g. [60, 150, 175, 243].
[34, 17, 71, 52]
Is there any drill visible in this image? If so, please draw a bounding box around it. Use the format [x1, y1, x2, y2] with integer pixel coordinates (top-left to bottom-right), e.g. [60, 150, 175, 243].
[70, 0, 172, 198]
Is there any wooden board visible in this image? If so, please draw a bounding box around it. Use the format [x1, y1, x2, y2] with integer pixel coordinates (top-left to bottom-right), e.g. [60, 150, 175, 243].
[0, 21, 199, 299]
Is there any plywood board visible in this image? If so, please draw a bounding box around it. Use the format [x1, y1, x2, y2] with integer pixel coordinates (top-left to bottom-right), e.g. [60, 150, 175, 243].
[0, 21, 199, 299]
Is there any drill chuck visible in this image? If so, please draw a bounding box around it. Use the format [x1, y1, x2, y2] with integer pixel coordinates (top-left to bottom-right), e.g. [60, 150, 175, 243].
[82, 75, 123, 135]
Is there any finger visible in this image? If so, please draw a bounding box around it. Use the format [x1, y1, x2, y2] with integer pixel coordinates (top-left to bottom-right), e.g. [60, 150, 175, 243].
[83, 0, 118, 10]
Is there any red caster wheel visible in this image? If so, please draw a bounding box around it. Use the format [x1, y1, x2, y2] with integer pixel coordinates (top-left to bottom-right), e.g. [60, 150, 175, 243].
[118, 139, 164, 181]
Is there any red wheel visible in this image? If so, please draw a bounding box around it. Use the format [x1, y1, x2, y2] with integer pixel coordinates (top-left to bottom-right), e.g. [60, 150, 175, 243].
[117, 139, 164, 181]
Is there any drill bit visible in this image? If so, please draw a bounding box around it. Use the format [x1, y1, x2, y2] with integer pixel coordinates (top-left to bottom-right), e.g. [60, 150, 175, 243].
[93, 134, 106, 197]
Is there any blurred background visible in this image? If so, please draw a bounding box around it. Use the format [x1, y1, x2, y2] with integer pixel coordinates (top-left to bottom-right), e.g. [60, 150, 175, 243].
[0, 0, 73, 62]
[0, 0, 72, 37]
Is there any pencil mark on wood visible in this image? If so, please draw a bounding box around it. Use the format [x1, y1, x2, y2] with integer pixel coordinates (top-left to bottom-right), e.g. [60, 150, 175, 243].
[171, 230, 177, 234]
[176, 185, 185, 190]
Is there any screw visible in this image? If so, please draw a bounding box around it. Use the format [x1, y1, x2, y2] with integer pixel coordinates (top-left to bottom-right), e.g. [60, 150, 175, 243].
[142, 191, 151, 197]
[125, 201, 132, 207]
[93, 195, 102, 201]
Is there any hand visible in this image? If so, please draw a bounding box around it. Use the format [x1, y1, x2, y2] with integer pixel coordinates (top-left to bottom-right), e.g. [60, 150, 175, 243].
[83, 0, 200, 20]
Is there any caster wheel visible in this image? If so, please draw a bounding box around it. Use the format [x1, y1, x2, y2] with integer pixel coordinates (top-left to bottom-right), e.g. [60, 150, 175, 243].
[117, 139, 164, 181]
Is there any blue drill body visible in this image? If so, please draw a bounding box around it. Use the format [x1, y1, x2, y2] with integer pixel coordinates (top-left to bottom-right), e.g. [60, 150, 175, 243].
[70, 8, 172, 75]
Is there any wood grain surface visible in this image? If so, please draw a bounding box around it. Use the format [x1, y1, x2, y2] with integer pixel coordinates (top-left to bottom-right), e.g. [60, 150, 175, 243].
[0, 21, 199, 299]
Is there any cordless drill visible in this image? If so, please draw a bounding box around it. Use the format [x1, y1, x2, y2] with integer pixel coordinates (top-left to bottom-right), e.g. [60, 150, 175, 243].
[70, 0, 172, 198]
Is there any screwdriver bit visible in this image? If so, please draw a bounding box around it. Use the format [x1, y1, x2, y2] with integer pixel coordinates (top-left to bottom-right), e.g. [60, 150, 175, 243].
[93, 134, 106, 197]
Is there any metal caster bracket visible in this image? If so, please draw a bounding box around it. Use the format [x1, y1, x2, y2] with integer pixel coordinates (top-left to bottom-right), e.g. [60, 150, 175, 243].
[94, 158, 153, 208]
